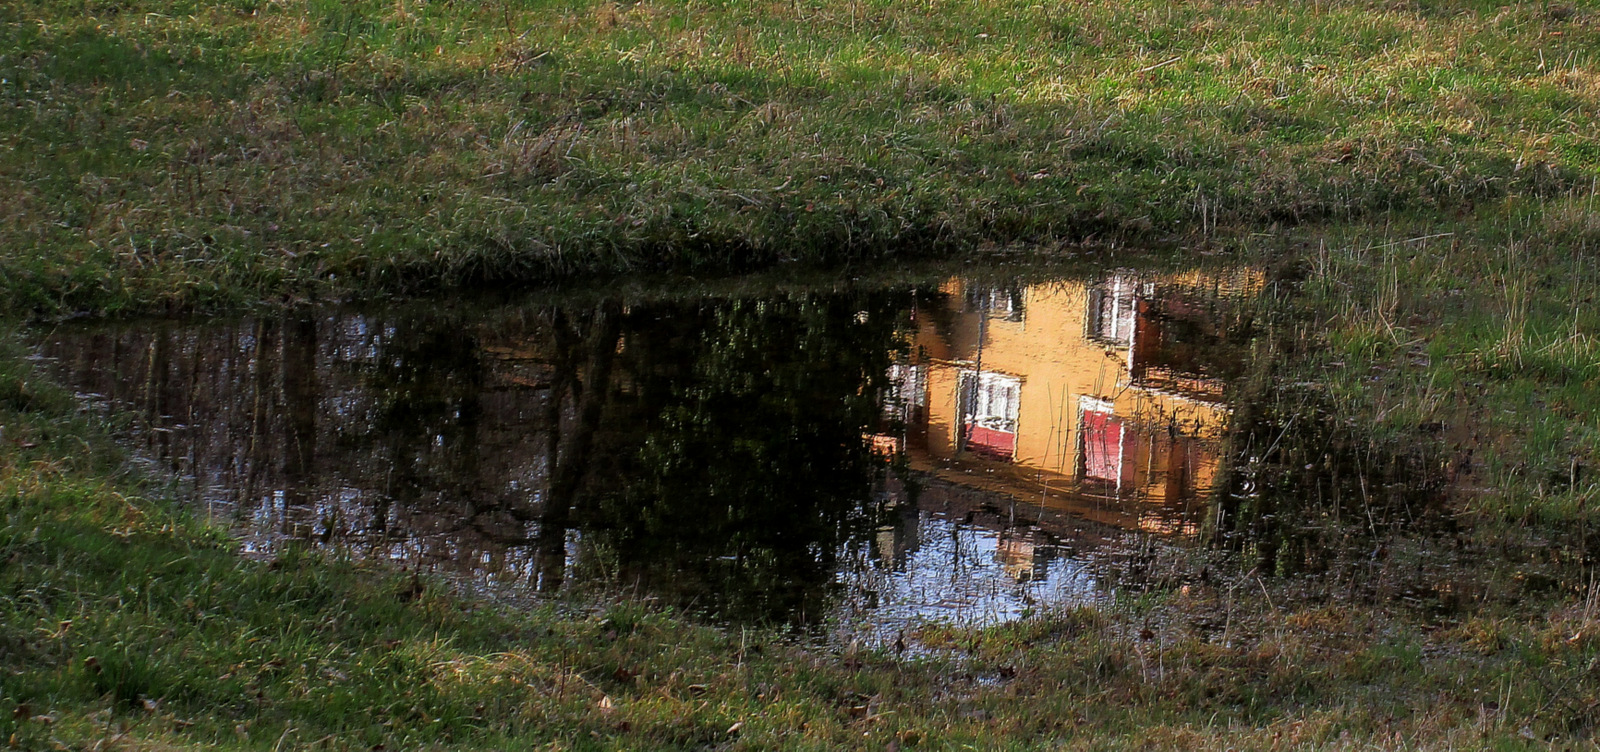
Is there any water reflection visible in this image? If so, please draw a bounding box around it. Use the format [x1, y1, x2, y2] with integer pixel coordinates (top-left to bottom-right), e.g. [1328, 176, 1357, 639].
[881, 271, 1257, 536]
[34, 268, 1257, 628]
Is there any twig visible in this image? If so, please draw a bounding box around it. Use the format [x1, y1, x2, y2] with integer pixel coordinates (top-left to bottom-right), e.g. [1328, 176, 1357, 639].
[1366, 232, 1455, 251]
[1133, 56, 1182, 74]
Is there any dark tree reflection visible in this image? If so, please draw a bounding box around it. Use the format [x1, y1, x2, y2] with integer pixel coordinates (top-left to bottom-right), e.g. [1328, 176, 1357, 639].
[36, 289, 917, 626]
[578, 293, 912, 623]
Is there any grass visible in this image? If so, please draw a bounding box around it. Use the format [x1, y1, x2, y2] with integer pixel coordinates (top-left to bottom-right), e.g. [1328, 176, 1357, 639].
[1174, 208, 1600, 620]
[1281, 212, 1600, 544]
[1, 0, 1598, 314]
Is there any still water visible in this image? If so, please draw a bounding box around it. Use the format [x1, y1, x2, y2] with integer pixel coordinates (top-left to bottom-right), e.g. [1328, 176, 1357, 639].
[34, 267, 1260, 632]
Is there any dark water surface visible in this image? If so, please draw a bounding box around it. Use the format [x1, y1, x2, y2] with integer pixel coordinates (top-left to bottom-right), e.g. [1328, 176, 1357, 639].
[33, 266, 1263, 633]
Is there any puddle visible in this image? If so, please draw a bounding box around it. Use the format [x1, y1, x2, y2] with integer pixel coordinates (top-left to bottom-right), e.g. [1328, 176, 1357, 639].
[31, 266, 1262, 631]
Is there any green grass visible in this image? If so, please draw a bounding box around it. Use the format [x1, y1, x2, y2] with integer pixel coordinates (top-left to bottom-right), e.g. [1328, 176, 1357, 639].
[1276, 211, 1600, 542]
[1, 0, 1598, 314]
[1173, 209, 1600, 612]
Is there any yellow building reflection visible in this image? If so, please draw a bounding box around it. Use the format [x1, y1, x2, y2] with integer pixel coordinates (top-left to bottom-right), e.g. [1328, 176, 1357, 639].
[879, 270, 1258, 536]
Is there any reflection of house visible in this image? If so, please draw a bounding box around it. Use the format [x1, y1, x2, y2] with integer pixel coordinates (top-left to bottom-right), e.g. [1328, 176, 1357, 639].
[995, 531, 1042, 581]
[886, 271, 1257, 535]
[960, 370, 1021, 460]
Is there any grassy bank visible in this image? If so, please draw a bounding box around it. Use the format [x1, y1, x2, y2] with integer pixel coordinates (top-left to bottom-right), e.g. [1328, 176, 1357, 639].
[4, 326, 1596, 750]
[2, 0, 1598, 314]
